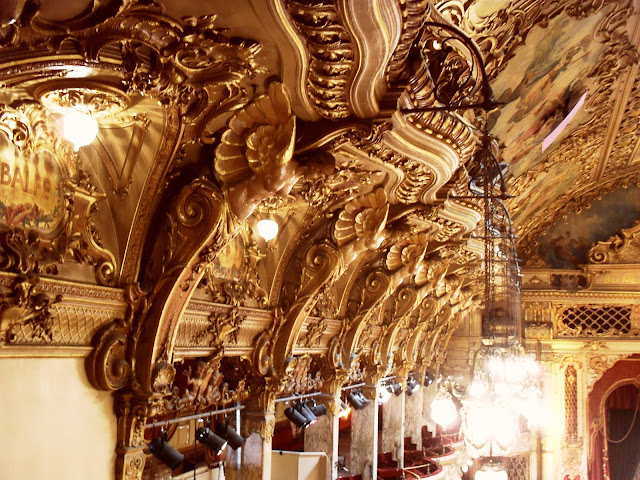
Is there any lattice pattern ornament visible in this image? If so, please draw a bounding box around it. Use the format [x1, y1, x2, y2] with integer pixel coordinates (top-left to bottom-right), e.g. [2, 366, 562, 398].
[504, 455, 530, 480]
[564, 365, 578, 443]
[556, 305, 640, 337]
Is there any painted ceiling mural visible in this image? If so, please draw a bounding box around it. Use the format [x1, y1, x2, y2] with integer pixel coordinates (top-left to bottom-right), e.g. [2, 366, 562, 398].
[538, 186, 640, 268]
[460, 0, 640, 265]
[489, 8, 607, 179]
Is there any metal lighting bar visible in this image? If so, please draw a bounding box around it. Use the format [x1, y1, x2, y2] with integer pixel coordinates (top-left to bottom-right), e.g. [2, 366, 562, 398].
[145, 405, 245, 430]
[341, 382, 367, 391]
[275, 391, 322, 404]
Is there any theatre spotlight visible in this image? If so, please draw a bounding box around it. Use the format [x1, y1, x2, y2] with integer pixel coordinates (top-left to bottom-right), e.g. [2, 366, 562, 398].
[285, 405, 309, 428]
[310, 401, 327, 417]
[149, 433, 185, 471]
[298, 402, 318, 426]
[406, 377, 420, 396]
[347, 390, 367, 410]
[195, 427, 228, 455]
[424, 371, 435, 387]
[379, 386, 392, 404]
[390, 382, 403, 396]
[358, 390, 371, 406]
[216, 422, 245, 450]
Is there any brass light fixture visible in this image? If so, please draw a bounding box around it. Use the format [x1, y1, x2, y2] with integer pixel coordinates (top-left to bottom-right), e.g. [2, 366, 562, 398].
[36, 81, 129, 150]
[400, 15, 544, 479]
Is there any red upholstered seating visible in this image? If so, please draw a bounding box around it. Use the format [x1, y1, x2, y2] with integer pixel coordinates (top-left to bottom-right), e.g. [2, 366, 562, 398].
[377, 452, 398, 467]
[404, 449, 424, 466]
[404, 436, 417, 450]
[377, 467, 404, 479]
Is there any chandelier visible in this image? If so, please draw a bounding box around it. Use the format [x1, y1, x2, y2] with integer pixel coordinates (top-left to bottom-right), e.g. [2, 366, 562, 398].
[400, 15, 544, 479]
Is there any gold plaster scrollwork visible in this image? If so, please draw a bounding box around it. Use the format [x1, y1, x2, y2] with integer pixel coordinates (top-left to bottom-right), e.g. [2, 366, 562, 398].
[191, 306, 245, 348]
[36, 82, 130, 118]
[588, 220, 640, 264]
[0, 273, 62, 345]
[251, 308, 287, 377]
[285, 0, 353, 119]
[86, 318, 131, 391]
[300, 317, 327, 348]
[279, 354, 323, 396]
[334, 187, 389, 271]
[0, 104, 117, 285]
[586, 354, 632, 392]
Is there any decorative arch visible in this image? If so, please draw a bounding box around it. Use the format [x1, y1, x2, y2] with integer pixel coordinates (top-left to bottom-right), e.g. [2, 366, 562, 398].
[588, 354, 640, 480]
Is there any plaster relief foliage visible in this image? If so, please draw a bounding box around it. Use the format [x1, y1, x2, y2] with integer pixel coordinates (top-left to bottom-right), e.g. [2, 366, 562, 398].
[340, 233, 428, 364]
[334, 188, 389, 276]
[280, 188, 390, 356]
[201, 232, 268, 308]
[401, 7, 481, 164]
[299, 317, 327, 348]
[190, 306, 245, 349]
[385, 0, 430, 86]
[341, 123, 438, 205]
[279, 354, 323, 396]
[586, 353, 632, 392]
[156, 353, 248, 416]
[0, 273, 62, 345]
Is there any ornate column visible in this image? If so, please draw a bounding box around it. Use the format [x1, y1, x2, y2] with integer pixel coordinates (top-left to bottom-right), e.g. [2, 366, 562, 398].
[405, 383, 424, 448]
[240, 390, 276, 480]
[350, 384, 379, 480]
[113, 392, 154, 480]
[304, 390, 342, 480]
[380, 382, 405, 467]
[421, 383, 437, 441]
[224, 409, 243, 480]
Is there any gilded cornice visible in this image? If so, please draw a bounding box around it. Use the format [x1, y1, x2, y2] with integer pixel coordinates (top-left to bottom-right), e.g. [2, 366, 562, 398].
[0, 271, 125, 355]
[385, 0, 430, 85]
[339, 0, 400, 118]
[283, 0, 354, 119]
[384, 110, 462, 203]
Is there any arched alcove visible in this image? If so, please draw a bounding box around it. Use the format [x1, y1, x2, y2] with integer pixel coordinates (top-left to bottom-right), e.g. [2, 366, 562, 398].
[588, 355, 640, 480]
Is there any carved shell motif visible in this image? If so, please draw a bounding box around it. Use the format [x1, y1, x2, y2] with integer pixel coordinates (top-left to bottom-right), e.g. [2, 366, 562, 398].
[386, 233, 428, 272]
[214, 82, 296, 185]
[334, 188, 389, 247]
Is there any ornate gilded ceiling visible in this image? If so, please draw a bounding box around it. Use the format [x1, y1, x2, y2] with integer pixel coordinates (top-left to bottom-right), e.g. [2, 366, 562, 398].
[1, 0, 640, 477]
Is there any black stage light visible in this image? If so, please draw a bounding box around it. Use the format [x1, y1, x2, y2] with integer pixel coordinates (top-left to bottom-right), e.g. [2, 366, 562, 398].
[357, 391, 371, 405]
[285, 406, 309, 428]
[310, 402, 327, 417]
[216, 422, 245, 450]
[149, 435, 185, 471]
[298, 403, 318, 426]
[195, 427, 228, 455]
[406, 377, 420, 396]
[390, 382, 403, 396]
[424, 372, 435, 387]
[347, 391, 366, 410]
[348, 390, 370, 409]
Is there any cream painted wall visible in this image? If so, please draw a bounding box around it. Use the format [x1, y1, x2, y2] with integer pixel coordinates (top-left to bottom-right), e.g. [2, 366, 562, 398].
[271, 450, 325, 480]
[0, 357, 116, 480]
